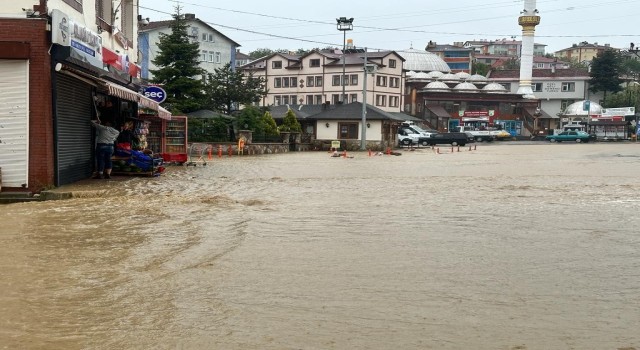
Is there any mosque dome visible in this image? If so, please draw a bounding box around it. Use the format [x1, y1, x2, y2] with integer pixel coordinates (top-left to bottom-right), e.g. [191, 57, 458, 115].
[426, 71, 444, 79]
[406, 70, 417, 77]
[562, 100, 603, 115]
[440, 73, 460, 81]
[468, 74, 488, 82]
[424, 81, 450, 92]
[482, 82, 508, 93]
[454, 72, 471, 80]
[453, 82, 478, 92]
[412, 72, 430, 79]
[398, 48, 451, 73]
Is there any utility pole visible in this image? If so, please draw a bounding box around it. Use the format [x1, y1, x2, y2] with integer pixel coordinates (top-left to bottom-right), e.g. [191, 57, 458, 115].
[361, 48, 367, 150]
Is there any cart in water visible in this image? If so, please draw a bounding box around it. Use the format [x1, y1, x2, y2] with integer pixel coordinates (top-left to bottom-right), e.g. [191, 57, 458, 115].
[185, 143, 212, 166]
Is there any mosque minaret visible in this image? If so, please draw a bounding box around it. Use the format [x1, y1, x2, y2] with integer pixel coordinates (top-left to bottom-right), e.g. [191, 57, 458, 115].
[517, 0, 541, 99]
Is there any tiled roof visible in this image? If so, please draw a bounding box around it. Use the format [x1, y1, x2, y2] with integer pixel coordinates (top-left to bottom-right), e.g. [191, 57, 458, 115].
[269, 102, 404, 121]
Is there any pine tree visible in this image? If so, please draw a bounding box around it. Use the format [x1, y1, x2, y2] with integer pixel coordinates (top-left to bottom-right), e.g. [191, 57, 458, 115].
[280, 109, 302, 132]
[150, 7, 205, 113]
[589, 49, 623, 105]
[203, 63, 267, 114]
[259, 111, 279, 136]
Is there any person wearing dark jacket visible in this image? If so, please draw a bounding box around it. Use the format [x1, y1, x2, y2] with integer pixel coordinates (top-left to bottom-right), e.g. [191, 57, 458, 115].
[91, 119, 120, 179]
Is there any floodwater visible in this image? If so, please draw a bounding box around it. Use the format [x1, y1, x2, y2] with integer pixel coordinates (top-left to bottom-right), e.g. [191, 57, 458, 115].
[1, 143, 640, 350]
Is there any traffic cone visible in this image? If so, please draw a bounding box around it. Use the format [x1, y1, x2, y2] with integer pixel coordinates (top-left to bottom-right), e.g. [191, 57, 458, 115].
[218, 145, 222, 158]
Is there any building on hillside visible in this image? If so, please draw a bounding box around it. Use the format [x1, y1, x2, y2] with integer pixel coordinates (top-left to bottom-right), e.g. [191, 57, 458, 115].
[235, 50, 251, 67]
[425, 41, 473, 73]
[138, 13, 240, 81]
[239, 48, 406, 113]
[554, 41, 619, 63]
[0, 0, 171, 192]
[463, 39, 546, 56]
[487, 68, 604, 127]
[488, 55, 571, 70]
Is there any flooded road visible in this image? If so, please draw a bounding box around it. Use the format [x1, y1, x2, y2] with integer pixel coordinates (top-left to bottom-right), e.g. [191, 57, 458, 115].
[1, 143, 640, 349]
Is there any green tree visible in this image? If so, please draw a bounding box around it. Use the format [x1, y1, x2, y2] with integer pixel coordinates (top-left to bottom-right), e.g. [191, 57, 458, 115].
[259, 111, 279, 135]
[500, 58, 520, 70]
[150, 8, 205, 113]
[589, 49, 624, 104]
[472, 62, 490, 76]
[279, 108, 302, 132]
[235, 106, 263, 132]
[248, 48, 288, 60]
[203, 62, 267, 114]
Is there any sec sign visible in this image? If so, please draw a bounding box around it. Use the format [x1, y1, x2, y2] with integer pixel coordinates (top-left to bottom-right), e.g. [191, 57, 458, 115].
[143, 86, 167, 103]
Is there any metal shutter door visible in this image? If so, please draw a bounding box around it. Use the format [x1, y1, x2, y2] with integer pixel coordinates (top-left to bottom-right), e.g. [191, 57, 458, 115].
[55, 73, 93, 186]
[0, 59, 29, 188]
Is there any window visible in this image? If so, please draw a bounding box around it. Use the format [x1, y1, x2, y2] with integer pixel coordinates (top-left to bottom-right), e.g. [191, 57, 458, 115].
[95, 0, 111, 28]
[389, 59, 397, 68]
[532, 83, 542, 92]
[350, 94, 358, 103]
[274, 96, 281, 105]
[282, 96, 289, 105]
[306, 95, 314, 105]
[389, 96, 399, 107]
[201, 51, 207, 62]
[209, 34, 214, 42]
[282, 77, 289, 88]
[375, 94, 386, 107]
[332, 75, 341, 86]
[350, 74, 358, 86]
[315, 76, 323, 87]
[536, 63, 545, 68]
[272, 61, 282, 69]
[339, 122, 359, 139]
[376, 76, 387, 87]
[290, 95, 298, 104]
[389, 77, 400, 88]
[208, 52, 214, 62]
[307, 76, 315, 87]
[215, 52, 221, 63]
[332, 94, 340, 105]
[202, 33, 207, 41]
[314, 95, 323, 105]
[561, 82, 575, 92]
[501, 83, 511, 91]
[290, 77, 297, 87]
[274, 78, 282, 88]
[310, 59, 321, 67]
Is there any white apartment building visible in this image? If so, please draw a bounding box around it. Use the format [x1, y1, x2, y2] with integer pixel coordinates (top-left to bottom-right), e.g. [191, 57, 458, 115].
[139, 13, 240, 81]
[239, 49, 406, 113]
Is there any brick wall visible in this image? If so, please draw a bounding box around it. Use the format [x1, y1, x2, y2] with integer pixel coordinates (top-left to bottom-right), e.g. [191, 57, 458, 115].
[0, 19, 54, 192]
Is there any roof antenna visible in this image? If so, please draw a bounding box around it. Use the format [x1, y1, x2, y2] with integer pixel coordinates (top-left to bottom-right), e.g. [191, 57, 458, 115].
[410, 41, 413, 49]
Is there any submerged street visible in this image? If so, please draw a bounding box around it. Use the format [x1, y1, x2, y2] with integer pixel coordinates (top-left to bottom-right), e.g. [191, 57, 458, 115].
[1, 143, 640, 349]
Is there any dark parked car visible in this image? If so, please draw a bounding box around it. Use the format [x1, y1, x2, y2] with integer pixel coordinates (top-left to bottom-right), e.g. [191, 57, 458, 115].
[421, 132, 475, 146]
[546, 130, 594, 143]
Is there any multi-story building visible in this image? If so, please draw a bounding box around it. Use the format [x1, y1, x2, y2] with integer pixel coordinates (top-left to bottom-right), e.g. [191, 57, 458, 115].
[239, 48, 405, 113]
[425, 41, 473, 73]
[464, 39, 546, 57]
[0, 0, 170, 192]
[138, 13, 240, 81]
[554, 42, 619, 63]
[487, 68, 604, 124]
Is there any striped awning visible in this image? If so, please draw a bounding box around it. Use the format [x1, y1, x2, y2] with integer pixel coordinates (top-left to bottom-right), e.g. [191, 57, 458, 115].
[103, 81, 138, 102]
[138, 93, 159, 111]
[158, 106, 172, 120]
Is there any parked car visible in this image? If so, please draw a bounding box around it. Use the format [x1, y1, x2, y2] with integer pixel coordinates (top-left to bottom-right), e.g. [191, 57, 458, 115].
[546, 130, 593, 143]
[422, 132, 474, 146]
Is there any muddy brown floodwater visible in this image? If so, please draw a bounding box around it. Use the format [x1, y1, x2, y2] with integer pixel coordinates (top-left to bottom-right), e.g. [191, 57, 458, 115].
[1, 143, 640, 350]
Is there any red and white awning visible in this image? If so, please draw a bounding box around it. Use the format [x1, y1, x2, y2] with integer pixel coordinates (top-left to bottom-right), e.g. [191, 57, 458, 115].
[101, 81, 171, 120]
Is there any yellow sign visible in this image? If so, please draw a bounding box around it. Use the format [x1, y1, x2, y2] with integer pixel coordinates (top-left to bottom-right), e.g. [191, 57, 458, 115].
[331, 141, 341, 149]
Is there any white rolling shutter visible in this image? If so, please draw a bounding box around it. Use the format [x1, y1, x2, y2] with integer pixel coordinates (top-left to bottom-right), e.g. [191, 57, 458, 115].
[0, 59, 29, 188]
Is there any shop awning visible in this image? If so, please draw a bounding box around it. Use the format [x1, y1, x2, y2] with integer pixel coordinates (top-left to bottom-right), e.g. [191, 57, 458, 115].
[103, 81, 138, 102]
[138, 93, 159, 111]
[158, 106, 172, 120]
[425, 105, 452, 119]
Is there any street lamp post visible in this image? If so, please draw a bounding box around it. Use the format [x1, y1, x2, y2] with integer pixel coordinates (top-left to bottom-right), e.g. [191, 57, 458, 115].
[336, 17, 353, 104]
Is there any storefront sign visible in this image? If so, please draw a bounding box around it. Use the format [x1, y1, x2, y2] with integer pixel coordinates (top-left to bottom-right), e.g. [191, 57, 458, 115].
[601, 107, 635, 117]
[143, 86, 167, 103]
[102, 47, 141, 78]
[462, 111, 490, 117]
[51, 9, 103, 70]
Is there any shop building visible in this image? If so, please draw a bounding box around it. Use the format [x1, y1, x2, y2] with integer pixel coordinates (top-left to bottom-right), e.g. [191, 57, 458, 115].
[0, 1, 170, 193]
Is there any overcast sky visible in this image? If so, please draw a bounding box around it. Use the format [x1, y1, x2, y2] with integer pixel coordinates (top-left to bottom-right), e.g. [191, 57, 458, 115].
[139, 0, 639, 55]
